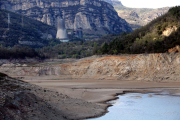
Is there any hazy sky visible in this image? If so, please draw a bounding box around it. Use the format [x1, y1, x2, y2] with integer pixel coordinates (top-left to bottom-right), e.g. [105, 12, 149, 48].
[120, 0, 180, 8]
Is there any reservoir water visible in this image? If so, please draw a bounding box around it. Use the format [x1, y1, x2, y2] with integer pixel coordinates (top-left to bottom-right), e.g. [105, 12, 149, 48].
[88, 91, 180, 120]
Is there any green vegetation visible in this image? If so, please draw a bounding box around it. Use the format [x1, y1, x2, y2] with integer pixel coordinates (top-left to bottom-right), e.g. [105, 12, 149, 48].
[37, 34, 118, 58]
[0, 45, 41, 59]
[0, 9, 59, 59]
[96, 6, 180, 54]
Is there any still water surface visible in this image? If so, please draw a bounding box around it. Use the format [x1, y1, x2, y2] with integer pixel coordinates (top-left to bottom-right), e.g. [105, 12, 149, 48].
[88, 92, 180, 120]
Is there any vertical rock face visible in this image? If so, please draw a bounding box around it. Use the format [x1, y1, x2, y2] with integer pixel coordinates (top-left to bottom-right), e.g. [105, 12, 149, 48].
[0, 0, 132, 35]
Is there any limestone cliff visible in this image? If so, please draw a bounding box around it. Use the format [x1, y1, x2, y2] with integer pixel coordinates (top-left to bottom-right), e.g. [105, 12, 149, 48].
[0, 0, 132, 35]
[1, 53, 180, 82]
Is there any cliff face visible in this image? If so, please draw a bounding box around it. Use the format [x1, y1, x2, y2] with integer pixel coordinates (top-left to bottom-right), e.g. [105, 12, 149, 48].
[0, 0, 132, 35]
[1, 53, 180, 82]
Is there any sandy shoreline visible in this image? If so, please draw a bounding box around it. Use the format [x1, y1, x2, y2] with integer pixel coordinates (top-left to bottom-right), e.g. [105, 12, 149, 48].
[23, 78, 180, 119]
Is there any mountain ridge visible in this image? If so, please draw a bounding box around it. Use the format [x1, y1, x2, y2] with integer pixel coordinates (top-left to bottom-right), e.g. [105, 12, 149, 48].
[101, 0, 170, 30]
[113, 1, 171, 30]
[116, 6, 170, 30]
[0, 0, 132, 35]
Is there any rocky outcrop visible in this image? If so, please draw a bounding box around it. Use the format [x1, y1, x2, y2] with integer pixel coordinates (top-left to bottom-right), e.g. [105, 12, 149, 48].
[0, 0, 132, 35]
[163, 26, 177, 37]
[1, 53, 180, 82]
[168, 45, 180, 53]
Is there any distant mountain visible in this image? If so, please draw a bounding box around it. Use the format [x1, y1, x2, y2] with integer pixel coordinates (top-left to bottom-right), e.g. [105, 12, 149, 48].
[0, 0, 132, 36]
[115, 5, 170, 30]
[102, 0, 170, 30]
[0, 9, 57, 47]
[98, 0, 169, 30]
[97, 6, 180, 54]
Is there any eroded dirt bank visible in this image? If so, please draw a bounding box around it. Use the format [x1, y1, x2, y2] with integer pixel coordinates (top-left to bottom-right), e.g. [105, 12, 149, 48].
[1, 53, 180, 81]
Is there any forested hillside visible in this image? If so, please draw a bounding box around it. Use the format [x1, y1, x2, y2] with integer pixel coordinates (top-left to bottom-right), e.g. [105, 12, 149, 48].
[97, 6, 180, 54]
[0, 9, 58, 58]
[38, 34, 118, 59]
[0, 9, 57, 48]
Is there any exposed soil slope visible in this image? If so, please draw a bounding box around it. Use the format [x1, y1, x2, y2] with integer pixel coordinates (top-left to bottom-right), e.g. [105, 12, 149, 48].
[1, 53, 180, 82]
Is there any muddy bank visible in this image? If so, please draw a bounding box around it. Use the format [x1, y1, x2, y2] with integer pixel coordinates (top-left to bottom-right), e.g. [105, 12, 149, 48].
[26, 79, 180, 119]
[27, 79, 180, 113]
[28, 79, 180, 103]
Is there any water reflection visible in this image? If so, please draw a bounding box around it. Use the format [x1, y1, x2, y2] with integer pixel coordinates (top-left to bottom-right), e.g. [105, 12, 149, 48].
[88, 92, 180, 120]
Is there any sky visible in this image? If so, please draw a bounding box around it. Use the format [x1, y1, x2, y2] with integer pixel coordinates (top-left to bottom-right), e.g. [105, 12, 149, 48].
[119, 0, 180, 8]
